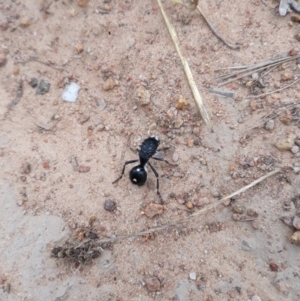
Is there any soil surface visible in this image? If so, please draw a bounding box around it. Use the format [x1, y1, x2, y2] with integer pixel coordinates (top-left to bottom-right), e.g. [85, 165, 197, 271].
[1, 1, 300, 300]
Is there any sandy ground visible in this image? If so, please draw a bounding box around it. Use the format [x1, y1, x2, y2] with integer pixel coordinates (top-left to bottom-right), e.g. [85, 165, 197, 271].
[1, 0, 300, 300]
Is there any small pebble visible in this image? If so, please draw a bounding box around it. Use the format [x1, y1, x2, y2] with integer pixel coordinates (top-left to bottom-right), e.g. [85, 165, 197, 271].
[134, 85, 150, 106]
[36, 79, 51, 95]
[78, 165, 91, 173]
[291, 145, 299, 154]
[232, 214, 242, 221]
[187, 138, 194, 147]
[193, 197, 210, 207]
[78, 115, 90, 124]
[290, 231, 300, 245]
[172, 152, 179, 162]
[264, 119, 274, 131]
[291, 15, 300, 23]
[281, 72, 293, 81]
[247, 208, 258, 217]
[175, 95, 189, 110]
[294, 166, 300, 174]
[13, 65, 20, 76]
[295, 138, 300, 147]
[62, 82, 80, 102]
[0, 50, 7, 67]
[102, 77, 117, 91]
[269, 262, 279, 272]
[174, 117, 183, 129]
[104, 200, 116, 212]
[280, 110, 292, 125]
[29, 78, 38, 88]
[232, 204, 245, 214]
[189, 272, 196, 280]
[149, 123, 156, 131]
[144, 203, 164, 218]
[19, 17, 30, 28]
[75, 43, 84, 54]
[185, 201, 194, 210]
[78, 0, 89, 7]
[251, 219, 260, 229]
[251, 295, 262, 301]
[96, 124, 105, 131]
[275, 132, 295, 151]
[97, 99, 106, 110]
[293, 215, 300, 230]
[144, 277, 161, 292]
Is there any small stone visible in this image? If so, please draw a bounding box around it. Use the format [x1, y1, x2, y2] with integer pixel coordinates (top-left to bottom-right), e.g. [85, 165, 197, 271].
[193, 197, 210, 207]
[90, 215, 96, 224]
[247, 209, 258, 217]
[21, 162, 31, 174]
[294, 167, 300, 174]
[289, 49, 298, 56]
[102, 77, 117, 91]
[232, 214, 242, 221]
[62, 82, 81, 102]
[291, 145, 299, 154]
[232, 204, 245, 214]
[251, 295, 262, 301]
[68, 221, 76, 230]
[280, 110, 292, 125]
[78, 115, 90, 124]
[269, 262, 279, 272]
[187, 138, 194, 147]
[75, 43, 84, 54]
[175, 95, 189, 110]
[0, 50, 7, 67]
[275, 132, 295, 151]
[265, 119, 274, 131]
[144, 203, 164, 218]
[250, 100, 258, 111]
[96, 124, 105, 131]
[251, 219, 260, 229]
[149, 123, 156, 131]
[174, 117, 183, 129]
[295, 138, 300, 147]
[290, 231, 300, 245]
[36, 79, 51, 95]
[78, 0, 89, 7]
[13, 65, 20, 76]
[281, 72, 293, 81]
[295, 33, 300, 41]
[104, 200, 116, 212]
[134, 85, 150, 106]
[43, 161, 50, 169]
[172, 152, 179, 162]
[189, 272, 196, 280]
[291, 15, 300, 22]
[78, 165, 91, 173]
[144, 277, 161, 292]
[96, 99, 106, 110]
[29, 78, 38, 88]
[19, 17, 30, 28]
[185, 201, 194, 210]
[293, 216, 300, 230]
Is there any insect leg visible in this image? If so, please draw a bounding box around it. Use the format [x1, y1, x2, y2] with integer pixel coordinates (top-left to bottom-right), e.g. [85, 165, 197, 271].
[112, 160, 138, 184]
[148, 161, 163, 203]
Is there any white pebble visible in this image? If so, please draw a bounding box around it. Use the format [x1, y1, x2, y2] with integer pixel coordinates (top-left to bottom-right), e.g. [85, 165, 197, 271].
[62, 82, 80, 102]
[189, 272, 196, 280]
[252, 295, 262, 301]
[291, 145, 299, 154]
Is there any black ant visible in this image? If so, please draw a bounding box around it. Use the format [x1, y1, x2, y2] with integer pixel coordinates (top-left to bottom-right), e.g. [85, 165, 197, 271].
[112, 136, 171, 201]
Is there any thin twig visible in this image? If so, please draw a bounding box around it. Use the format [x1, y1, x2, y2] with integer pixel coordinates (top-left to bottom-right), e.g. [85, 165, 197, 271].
[196, 6, 240, 50]
[249, 76, 300, 99]
[215, 54, 300, 82]
[156, 0, 212, 130]
[16, 56, 66, 71]
[96, 168, 281, 244]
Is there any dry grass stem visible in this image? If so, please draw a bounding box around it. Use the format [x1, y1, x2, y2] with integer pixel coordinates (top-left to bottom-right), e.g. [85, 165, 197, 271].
[157, 0, 212, 130]
[96, 168, 281, 245]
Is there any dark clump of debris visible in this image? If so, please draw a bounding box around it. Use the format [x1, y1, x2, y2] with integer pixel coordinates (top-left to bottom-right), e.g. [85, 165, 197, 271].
[51, 240, 111, 264]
